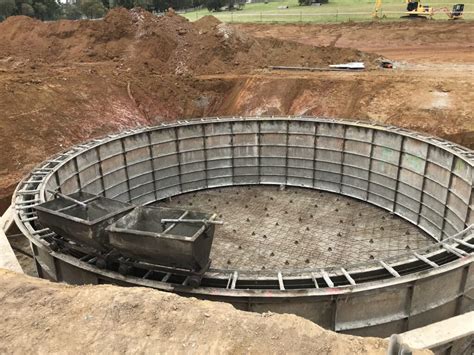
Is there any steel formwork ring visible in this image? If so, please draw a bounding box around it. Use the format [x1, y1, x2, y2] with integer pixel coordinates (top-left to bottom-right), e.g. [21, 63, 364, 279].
[11, 116, 474, 337]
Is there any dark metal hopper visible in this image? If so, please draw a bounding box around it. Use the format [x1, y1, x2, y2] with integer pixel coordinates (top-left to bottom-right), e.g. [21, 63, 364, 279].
[34, 192, 134, 250]
[106, 206, 217, 272]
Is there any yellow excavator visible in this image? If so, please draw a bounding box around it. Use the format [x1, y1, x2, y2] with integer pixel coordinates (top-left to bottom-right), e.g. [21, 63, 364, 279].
[372, 0, 464, 19]
[403, 0, 434, 18]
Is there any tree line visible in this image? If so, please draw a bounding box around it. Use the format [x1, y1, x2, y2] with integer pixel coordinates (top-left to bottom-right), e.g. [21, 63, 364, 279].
[0, 0, 247, 22]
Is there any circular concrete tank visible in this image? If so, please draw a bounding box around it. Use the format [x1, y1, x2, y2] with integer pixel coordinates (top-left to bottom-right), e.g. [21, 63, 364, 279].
[12, 117, 474, 337]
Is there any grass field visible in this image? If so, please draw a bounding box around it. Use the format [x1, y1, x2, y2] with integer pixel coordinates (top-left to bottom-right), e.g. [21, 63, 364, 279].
[182, 0, 473, 23]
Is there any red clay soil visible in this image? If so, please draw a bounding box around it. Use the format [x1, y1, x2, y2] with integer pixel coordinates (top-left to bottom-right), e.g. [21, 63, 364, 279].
[0, 11, 473, 213]
[0, 9, 379, 212]
[0, 9, 376, 74]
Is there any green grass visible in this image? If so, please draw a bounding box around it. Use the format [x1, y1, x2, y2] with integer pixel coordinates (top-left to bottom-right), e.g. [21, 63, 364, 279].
[181, 0, 473, 23]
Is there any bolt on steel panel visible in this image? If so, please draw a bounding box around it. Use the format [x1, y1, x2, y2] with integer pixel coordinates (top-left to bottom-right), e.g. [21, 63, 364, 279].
[447, 193, 469, 225]
[98, 139, 122, 160]
[81, 179, 103, 197]
[56, 159, 79, 191]
[411, 268, 464, 315]
[426, 162, 451, 188]
[403, 138, 429, 159]
[427, 145, 453, 169]
[204, 121, 232, 135]
[57, 259, 99, 285]
[318, 122, 345, 138]
[453, 157, 472, 183]
[344, 319, 406, 338]
[373, 130, 402, 150]
[369, 174, 397, 196]
[335, 286, 410, 331]
[317, 135, 344, 151]
[149, 127, 175, 144]
[409, 300, 458, 330]
[231, 121, 256, 135]
[368, 193, 393, 210]
[34, 245, 58, 281]
[451, 175, 471, 202]
[289, 120, 315, 134]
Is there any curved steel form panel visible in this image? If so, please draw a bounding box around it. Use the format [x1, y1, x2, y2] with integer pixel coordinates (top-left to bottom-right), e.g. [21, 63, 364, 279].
[12, 117, 474, 337]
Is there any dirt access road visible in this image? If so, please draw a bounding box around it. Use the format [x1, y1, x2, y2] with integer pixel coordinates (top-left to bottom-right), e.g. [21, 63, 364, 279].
[235, 21, 474, 63]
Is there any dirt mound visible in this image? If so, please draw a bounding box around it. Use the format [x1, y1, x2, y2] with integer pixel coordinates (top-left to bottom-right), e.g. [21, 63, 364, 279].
[0, 8, 377, 75]
[194, 14, 222, 31]
[0, 269, 428, 354]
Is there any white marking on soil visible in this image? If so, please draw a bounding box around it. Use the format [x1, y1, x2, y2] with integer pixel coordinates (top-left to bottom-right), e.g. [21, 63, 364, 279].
[430, 91, 450, 109]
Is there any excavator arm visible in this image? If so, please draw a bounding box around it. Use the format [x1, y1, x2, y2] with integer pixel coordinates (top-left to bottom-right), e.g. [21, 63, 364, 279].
[372, 0, 383, 18]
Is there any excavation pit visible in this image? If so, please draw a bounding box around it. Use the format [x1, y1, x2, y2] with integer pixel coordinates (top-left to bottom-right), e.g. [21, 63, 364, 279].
[12, 117, 474, 337]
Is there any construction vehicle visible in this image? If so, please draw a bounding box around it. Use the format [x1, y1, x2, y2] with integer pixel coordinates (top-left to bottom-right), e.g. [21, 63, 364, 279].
[403, 0, 434, 18]
[372, 0, 383, 18]
[373, 0, 464, 20]
[437, 3, 464, 19]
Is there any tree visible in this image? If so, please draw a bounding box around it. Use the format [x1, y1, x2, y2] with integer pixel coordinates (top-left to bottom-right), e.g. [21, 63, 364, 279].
[133, 0, 153, 10]
[205, 0, 223, 11]
[32, 2, 46, 17]
[20, 2, 34, 15]
[204, 0, 243, 11]
[63, 3, 82, 19]
[0, 0, 16, 18]
[115, 0, 133, 9]
[32, 0, 60, 20]
[80, 0, 105, 18]
[1, 0, 60, 20]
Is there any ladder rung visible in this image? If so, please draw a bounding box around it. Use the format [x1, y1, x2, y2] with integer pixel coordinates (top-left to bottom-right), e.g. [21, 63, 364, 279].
[16, 205, 39, 210]
[277, 271, 285, 290]
[17, 190, 40, 195]
[143, 270, 153, 279]
[413, 252, 438, 268]
[16, 199, 40, 205]
[443, 244, 466, 258]
[311, 272, 319, 289]
[79, 254, 92, 262]
[321, 270, 334, 287]
[341, 268, 356, 286]
[31, 228, 49, 235]
[379, 260, 400, 277]
[454, 238, 474, 249]
[20, 216, 38, 222]
[231, 271, 238, 290]
[38, 232, 56, 239]
[226, 273, 233, 289]
[23, 180, 43, 184]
